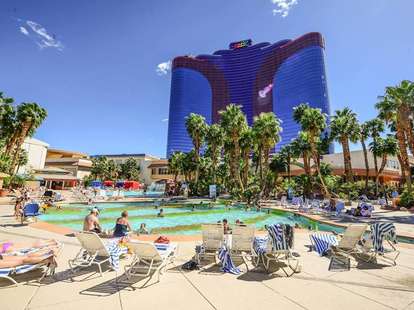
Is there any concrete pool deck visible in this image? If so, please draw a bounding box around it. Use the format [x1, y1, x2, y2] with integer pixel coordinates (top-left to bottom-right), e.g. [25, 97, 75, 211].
[1, 203, 414, 310]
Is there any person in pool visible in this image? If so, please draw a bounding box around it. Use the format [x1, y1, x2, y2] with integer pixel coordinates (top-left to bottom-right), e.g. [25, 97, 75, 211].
[138, 223, 149, 234]
[157, 208, 164, 217]
[83, 208, 102, 233]
[113, 211, 132, 237]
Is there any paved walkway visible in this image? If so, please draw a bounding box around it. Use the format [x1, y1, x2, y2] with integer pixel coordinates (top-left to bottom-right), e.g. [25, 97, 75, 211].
[1, 204, 414, 310]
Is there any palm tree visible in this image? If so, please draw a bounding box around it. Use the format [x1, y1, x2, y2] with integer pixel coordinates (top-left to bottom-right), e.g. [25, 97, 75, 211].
[205, 124, 224, 184]
[278, 144, 295, 181]
[370, 136, 398, 194]
[293, 103, 330, 197]
[359, 121, 371, 191]
[366, 118, 385, 187]
[9, 103, 47, 175]
[219, 104, 248, 191]
[169, 151, 185, 183]
[185, 113, 208, 188]
[376, 80, 414, 191]
[252, 112, 282, 188]
[239, 128, 254, 188]
[330, 108, 359, 182]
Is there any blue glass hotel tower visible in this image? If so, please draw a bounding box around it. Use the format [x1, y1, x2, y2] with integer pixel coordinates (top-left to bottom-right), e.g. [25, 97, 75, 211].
[166, 32, 331, 157]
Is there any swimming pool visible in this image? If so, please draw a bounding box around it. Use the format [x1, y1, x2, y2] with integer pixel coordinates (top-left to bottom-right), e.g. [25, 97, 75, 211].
[39, 202, 345, 235]
[105, 190, 163, 197]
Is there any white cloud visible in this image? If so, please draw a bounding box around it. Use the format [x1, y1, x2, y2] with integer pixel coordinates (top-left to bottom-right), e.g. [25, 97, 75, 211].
[156, 60, 172, 75]
[161, 118, 169, 122]
[271, 0, 298, 18]
[19, 20, 64, 51]
[19, 26, 29, 36]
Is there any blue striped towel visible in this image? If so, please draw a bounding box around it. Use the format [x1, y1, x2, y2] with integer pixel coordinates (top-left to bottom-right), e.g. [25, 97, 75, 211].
[266, 224, 288, 251]
[370, 222, 397, 253]
[105, 239, 128, 270]
[218, 245, 241, 275]
[310, 233, 338, 256]
[253, 236, 268, 255]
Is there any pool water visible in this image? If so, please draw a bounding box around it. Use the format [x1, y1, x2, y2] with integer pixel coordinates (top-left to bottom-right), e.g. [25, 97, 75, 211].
[39, 202, 345, 235]
[105, 190, 163, 197]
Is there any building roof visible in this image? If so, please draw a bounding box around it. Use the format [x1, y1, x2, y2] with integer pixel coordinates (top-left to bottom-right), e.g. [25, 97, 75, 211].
[35, 174, 79, 181]
[47, 148, 88, 158]
[34, 167, 72, 175]
[24, 137, 50, 147]
[91, 153, 159, 159]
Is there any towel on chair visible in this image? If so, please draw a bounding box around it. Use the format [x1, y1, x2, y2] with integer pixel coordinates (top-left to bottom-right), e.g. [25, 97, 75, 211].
[106, 239, 128, 270]
[370, 222, 397, 253]
[218, 246, 241, 275]
[310, 233, 338, 256]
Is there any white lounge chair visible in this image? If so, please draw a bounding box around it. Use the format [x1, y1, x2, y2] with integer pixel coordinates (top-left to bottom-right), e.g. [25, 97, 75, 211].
[330, 224, 368, 267]
[196, 224, 224, 265]
[124, 241, 176, 285]
[230, 225, 255, 270]
[68, 231, 114, 276]
[0, 244, 62, 287]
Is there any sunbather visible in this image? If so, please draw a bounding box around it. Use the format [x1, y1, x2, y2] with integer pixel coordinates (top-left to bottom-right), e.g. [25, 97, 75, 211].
[1, 239, 58, 254]
[83, 208, 102, 233]
[0, 248, 57, 268]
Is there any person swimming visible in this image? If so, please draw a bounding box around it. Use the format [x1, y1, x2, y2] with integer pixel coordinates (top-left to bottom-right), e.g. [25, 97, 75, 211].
[138, 223, 149, 234]
[157, 208, 164, 217]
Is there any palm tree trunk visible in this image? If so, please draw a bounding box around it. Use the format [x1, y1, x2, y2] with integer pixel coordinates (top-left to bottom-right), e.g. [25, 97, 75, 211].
[375, 154, 388, 194]
[341, 137, 353, 182]
[9, 122, 32, 175]
[396, 125, 412, 191]
[396, 153, 406, 186]
[361, 138, 370, 191]
[287, 154, 291, 181]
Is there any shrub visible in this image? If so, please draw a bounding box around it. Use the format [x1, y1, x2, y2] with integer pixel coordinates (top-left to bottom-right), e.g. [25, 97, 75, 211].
[399, 189, 414, 209]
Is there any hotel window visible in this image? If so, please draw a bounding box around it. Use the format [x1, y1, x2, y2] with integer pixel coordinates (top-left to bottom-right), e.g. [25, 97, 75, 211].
[151, 168, 157, 175]
[158, 167, 169, 175]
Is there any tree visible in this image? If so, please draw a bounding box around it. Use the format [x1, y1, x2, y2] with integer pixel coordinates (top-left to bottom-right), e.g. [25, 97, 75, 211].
[169, 151, 185, 183]
[205, 124, 224, 184]
[293, 103, 330, 197]
[366, 118, 385, 188]
[359, 121, 371, 191]
[376, 80, 414, 191]
[119, 158, 140, 180]
[185, 113, 208, 189]
[252, 112, 282, 189]
[330, 107, 359, 182]
[239, 128, 254, 188]
[370, 135, 398, 194]
[278, 144, 296, 181]
[219, 104, 247, 191]
[8, 103, 47, 175]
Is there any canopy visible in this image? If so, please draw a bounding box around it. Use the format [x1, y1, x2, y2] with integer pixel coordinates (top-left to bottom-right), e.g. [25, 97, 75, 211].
[104, 180, 114, 187]
[91, 180, 102, 188]
[124, 180, 140, 190]
[115, 181, 125, 188]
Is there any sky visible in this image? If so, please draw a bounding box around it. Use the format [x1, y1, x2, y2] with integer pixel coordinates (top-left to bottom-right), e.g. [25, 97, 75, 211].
[1, 0, 413, 158]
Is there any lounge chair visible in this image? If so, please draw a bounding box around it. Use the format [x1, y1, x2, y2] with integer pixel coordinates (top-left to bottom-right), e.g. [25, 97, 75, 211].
[230, 225, 255, 270]
[0, 244, 62, 287]
[254, 224, 300, 277]
[124, 241, 177, 284]
[330, 224, 368, 267]
[21, 203, 41, 224]
[358, 222, 399, 266]
[68, 231, 127, 276]
[196, 224, 224, 265]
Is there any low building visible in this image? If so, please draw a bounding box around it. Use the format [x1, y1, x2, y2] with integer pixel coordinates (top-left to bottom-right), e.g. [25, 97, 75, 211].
[91, 153, 176, 185]
[19, 138, 50, 174]
[45, 148, 92, 179]
[33, 167, 78, 190]
[288, 149, 412, 186]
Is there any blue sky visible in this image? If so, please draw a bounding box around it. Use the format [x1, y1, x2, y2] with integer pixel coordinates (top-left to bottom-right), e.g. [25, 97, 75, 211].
[1, 0, 413, 157]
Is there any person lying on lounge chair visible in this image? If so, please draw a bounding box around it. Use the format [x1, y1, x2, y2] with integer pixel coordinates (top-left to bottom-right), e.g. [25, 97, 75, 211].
[1, 239, 58, 254]
[0, 248, 57, 268]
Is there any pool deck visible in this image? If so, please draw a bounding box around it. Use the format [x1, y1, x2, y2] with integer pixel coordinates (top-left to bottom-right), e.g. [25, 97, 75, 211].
[1, 202, 414, 310]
